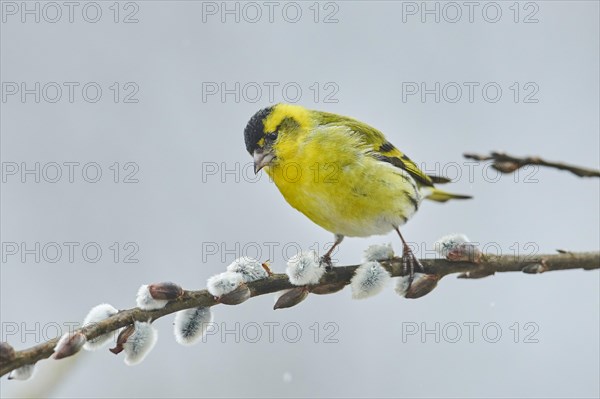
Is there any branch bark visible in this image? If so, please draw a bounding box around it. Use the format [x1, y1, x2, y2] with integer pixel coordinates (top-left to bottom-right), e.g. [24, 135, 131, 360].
[463, 151, 600, 178]
[1, 251, 598, 377]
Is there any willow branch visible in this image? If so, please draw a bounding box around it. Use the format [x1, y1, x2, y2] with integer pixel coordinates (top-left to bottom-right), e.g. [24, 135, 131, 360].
[2, 251, 598, 377]
[463, 151, 600, 178]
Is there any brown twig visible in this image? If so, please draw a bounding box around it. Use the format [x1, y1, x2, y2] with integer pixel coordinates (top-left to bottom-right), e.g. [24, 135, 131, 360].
[463, 151, 600, 178]
[2, 251, 598, 377]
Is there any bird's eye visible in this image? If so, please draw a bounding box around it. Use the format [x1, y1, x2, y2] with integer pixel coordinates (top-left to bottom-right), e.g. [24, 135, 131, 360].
[265, 132, 278, 143]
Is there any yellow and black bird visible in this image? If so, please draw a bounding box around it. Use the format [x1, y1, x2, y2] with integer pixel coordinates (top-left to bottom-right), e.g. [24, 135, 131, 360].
[244, 103, 471, 281]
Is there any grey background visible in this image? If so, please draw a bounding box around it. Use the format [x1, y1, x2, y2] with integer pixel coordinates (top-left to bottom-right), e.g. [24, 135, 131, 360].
[1, 1, 599, 398]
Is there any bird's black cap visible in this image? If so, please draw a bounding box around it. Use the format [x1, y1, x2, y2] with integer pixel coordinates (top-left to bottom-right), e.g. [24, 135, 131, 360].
[244, 106, 273, 154]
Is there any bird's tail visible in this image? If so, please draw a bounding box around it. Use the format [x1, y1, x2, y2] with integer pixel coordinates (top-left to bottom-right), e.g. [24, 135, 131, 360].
[425, 188, 472, 203]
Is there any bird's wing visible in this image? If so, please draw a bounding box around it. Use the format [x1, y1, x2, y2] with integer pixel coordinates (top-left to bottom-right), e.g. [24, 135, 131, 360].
[315, 111, 435, 187]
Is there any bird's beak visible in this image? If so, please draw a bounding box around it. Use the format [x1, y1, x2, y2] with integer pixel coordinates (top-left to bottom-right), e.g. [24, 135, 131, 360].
[253, 149, 275, 174]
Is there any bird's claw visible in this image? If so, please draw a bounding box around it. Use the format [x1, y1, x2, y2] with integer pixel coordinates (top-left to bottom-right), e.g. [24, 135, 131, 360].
[402, 244, 424, 290]
[320, 255, 334, 271]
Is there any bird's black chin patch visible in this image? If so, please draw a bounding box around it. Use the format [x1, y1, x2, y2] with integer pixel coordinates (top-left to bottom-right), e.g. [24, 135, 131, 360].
[244, 106, 274, 154]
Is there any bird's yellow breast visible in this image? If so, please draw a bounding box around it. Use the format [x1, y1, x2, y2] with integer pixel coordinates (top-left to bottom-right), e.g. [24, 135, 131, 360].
[265, 125, 421, 237]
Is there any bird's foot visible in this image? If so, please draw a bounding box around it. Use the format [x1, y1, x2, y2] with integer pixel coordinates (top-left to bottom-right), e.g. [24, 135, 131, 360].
[402, 244, 424, 290]
[320, 255, 334, 271]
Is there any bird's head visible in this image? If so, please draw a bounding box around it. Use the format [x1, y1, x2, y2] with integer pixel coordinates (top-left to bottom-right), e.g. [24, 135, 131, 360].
[244, 104, 311, 173]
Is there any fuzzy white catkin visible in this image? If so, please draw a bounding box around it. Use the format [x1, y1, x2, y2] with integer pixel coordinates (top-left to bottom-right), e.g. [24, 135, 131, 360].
[174, 307, 213, 345]
[351, 261, 391, 299]
[286, 251, 324, 285]
[434, 234, 470, 257]
[226, 257, 268, 282]
[82, 303, 118, 351]
[395, 273, 426, 297]
[207, 272, 244, 297]
[123, 321, 158, 366]
[136, 284, 169, 310]
[8, 364, 35, 381]
[363, 243, 395, 262]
